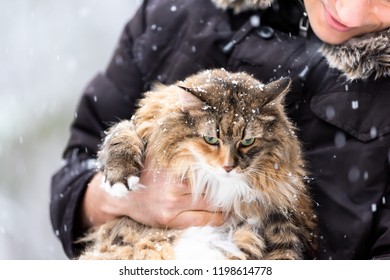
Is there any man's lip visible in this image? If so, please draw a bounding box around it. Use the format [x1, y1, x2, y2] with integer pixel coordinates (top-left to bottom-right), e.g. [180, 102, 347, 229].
[323, 5, 353, 32]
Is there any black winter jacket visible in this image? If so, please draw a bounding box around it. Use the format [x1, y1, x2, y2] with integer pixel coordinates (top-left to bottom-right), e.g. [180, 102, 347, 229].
[50, 0, 390, 259]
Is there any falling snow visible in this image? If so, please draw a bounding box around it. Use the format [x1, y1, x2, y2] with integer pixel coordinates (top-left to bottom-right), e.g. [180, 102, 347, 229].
[250, 15, 260, 27]
[334, 132, 346, 148]
[363, 171, 369, 181]
[370, 127, 378, 139]
[351, 100, 359, 110]
[348, 166, 360, 183]
[325, 106, 335, 120]
[115, 55, 124, 65]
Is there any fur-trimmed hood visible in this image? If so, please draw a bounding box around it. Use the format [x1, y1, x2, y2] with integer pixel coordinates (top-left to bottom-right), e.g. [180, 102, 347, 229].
[212, 0, 390, 80]
[320, 29, 390, 80]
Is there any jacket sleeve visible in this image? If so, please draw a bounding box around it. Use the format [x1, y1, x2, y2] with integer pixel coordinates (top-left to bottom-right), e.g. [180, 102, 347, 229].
[50, 2, 147, 258]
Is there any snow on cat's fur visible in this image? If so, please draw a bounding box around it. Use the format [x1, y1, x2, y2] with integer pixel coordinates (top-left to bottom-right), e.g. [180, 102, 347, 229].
[78, 69, 317, 260]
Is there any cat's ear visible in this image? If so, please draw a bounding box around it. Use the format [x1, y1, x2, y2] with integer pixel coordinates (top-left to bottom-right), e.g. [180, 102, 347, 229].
[177, 85, 204, 112]
[262, 77, 291, 105]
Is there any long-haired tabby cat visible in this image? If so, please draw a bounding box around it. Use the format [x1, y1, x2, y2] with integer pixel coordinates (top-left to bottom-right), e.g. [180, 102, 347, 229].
[78, 69, 317, 260]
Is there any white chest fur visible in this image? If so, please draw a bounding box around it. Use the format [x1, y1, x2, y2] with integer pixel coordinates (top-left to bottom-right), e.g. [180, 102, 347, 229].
[173, 226, 244, 260]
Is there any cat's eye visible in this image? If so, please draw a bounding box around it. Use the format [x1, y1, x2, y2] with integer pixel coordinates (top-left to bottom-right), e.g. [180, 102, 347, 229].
[203, 136, 219, 145]
[240, 138, 255, 147]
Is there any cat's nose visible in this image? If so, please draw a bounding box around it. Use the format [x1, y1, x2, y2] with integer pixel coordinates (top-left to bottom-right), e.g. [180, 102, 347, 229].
[223, 166, 234, 173]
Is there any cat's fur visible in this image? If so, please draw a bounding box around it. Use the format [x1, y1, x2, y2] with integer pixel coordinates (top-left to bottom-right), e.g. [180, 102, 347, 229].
[78, 69, 317, 260]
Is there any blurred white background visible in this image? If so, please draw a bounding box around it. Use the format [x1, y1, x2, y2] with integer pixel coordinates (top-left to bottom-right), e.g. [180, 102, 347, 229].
[0, 0, 141, 259]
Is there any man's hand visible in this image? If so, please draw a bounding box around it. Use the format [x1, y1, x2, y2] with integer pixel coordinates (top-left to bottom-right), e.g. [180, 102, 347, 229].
[79, 158, 224, 229]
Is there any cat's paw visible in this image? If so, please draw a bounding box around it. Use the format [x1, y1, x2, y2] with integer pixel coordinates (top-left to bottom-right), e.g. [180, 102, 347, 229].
[101, 178, 129, 198]
[101, 175, 143, 198]
[102, 163, 141, 190]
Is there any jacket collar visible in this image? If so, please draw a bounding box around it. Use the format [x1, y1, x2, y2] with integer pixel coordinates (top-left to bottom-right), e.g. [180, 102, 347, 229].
[212, 0, 390, 80]
[320, 29, 390, 80]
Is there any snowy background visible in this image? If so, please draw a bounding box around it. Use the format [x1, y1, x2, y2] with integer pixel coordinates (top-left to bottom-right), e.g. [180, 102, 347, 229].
[0, 0, 141, 259]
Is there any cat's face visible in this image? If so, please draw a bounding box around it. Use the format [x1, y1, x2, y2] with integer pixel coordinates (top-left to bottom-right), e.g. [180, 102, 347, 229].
[178, 70, 290, 175]
[191, 109, 274, 178]
[171, 69, 293, 210]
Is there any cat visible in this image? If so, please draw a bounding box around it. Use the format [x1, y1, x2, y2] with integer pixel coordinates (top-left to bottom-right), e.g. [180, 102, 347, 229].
[78, 69, 317, 260]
